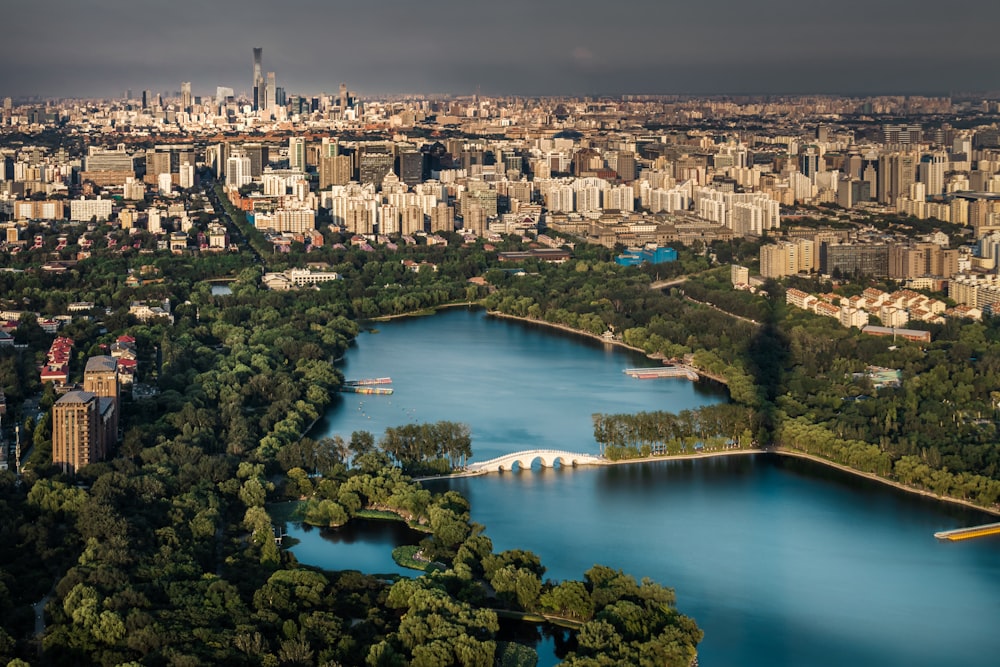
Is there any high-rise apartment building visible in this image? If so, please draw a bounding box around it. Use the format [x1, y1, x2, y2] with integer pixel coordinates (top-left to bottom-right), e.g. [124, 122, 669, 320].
[430, 203, 455, 233]
[463, 206, 488, 237]
[401, 205, 425, 235]
[889, 243, 959, 279]
[918, 152, 947, 197]
[759, 240, 814, 278]
[288, 137, 306, 172]
[878, 152, 918, 205]
[226, 155, 252, 188]
[52, 356, 118, 476]
[52, 392, 104, 475]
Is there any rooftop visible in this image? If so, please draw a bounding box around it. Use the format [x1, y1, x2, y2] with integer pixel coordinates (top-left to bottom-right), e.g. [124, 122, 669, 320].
[84, 355, 117, 373]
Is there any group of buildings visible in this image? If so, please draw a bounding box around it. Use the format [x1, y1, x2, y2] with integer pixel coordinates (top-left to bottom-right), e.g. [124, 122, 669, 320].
[36, 334, 139, 475]
[50, 355, 121, 475]
[5, 73, 1000, 261]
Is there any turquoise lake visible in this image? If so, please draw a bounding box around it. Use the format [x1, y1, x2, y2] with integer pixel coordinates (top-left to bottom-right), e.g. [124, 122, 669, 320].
[291, 308, 1000, 667]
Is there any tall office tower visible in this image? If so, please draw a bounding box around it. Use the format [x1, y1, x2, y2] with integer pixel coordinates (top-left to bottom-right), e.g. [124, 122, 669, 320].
[883, 124, 922, 145]
[798, 146, 822, 178]
[142, 90, 151, 109]
[339, 82, 348, 111]
[288, 137, 306, 172]
[321, 137, 339, 158]
[214, 142, 231, 178]
[398, 150, 425, 186]
[252, 47, 263, 110]
[242, 143, 268, 177]
[845, 153, 863, 179]
[181, 82, 192, 111]
[616, 151, 637, 182]
[358, 144, 395, 186]
[265, 72, 276, 111]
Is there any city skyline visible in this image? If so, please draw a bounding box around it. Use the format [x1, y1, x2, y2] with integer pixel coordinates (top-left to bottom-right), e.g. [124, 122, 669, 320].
[2, 0, 1000, 99]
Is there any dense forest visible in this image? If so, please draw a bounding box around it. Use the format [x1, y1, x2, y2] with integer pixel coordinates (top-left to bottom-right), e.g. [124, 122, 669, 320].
[485, 255, 1000, 510]
[0, 221, 707, 665]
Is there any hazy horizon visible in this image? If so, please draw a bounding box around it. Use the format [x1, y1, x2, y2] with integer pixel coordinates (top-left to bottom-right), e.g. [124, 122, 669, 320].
[2, 0, 999, 100]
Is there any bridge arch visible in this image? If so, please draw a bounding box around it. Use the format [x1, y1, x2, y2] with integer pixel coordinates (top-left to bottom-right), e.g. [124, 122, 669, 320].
[499, 454, 574, 471]
[469, 449, 604, 474]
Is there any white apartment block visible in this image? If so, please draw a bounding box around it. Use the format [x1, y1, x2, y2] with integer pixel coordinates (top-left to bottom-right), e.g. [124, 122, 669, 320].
[70, 198, 113, 222]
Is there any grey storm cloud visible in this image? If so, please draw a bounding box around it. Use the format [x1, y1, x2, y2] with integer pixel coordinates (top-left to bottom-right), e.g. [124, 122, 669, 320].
[1, 0, 999, 98]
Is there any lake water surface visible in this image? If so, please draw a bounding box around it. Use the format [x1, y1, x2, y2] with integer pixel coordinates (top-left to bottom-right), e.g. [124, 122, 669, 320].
[294, 308, 1000, 667]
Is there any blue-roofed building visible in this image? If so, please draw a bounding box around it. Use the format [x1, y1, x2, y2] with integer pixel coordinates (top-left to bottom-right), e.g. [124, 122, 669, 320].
[615, 246, 678, 267]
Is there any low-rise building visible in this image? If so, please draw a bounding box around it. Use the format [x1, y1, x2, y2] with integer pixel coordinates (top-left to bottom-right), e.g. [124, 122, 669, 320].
[262, 268, 341, 290]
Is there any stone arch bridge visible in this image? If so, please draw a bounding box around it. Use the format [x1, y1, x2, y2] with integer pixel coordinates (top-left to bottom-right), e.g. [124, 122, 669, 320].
[465, 449, 606, 474]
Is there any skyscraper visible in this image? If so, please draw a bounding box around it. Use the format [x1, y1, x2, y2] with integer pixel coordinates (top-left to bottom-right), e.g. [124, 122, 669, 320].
[358, 144, 395, 186]
[252, 47, 263, 111]
[288, 137, 306, 172]
[181, 82, 192, 112]
[265, 72, 276, 112]
[878, 152, 917, 205]
[398, 150, 426, 186]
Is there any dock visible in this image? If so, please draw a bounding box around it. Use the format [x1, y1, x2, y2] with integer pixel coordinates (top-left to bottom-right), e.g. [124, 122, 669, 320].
[344, 377, 392, 386]
[624, 366, 699, 381]
[341, 377, 394, 395]
[934, 522, 1000, 541]
[341, 386, 393, 395]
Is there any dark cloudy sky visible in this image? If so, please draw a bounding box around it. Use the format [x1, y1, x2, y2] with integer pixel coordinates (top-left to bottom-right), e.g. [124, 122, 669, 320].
[2, 0, 999, 99]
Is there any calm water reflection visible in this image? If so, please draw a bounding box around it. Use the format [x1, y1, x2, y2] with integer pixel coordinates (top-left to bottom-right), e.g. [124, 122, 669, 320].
[303, 309, 1000, 667]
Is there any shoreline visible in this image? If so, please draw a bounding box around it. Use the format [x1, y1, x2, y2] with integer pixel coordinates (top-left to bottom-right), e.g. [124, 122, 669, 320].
[485, 310, 650, 356]
[603, 448, 1000, 517]
[368, 301, 480, 323]
[770, 449, 1000, 518]
[356, 307, 1000, 519]
[425, 447, 1000, 518]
